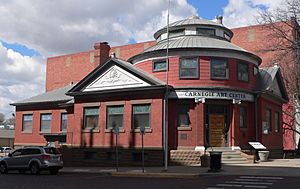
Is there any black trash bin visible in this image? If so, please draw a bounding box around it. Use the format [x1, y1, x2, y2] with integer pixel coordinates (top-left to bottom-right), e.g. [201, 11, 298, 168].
[209, 151, 222, 172]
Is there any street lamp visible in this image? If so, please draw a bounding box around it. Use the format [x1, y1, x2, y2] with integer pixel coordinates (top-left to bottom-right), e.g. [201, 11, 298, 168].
[140, 126, 145, 173]
[113, 125, 119, 172]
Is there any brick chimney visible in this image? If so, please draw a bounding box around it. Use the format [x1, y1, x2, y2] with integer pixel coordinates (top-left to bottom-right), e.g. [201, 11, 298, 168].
[94, 42, 111, 67]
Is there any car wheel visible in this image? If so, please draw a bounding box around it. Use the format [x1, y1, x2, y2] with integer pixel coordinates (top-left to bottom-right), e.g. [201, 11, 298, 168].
[29, 162, 40, 175]
[0, 163, 8, 174]
[49, 169, 59, 175]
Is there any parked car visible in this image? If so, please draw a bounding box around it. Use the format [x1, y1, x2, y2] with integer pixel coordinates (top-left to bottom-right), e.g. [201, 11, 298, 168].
[0, 147, 12, 153]
[0, 146, 63, 175]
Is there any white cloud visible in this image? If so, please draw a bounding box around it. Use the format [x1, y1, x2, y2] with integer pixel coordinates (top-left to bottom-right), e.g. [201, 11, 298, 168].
[0, 0, 196, 56]
[0, 42, 45, 116]
[0, 0, 196, 116]
[223, 0, 284, 28]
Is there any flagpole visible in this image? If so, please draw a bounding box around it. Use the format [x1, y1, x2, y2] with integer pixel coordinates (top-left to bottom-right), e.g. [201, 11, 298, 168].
[163, 0, 170, 171]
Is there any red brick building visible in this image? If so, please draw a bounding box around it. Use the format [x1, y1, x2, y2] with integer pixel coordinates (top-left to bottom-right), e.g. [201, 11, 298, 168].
[12, 16, 290, 166]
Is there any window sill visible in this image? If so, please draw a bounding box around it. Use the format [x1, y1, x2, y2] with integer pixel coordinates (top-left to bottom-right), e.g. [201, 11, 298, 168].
[211, 77, 229, 80]
[39, 131, 51, 134]
[82, 129, 100, 133]
[131, 128, 152, 133]
[105, 129, 125, 133]
[21, 131, 32, 134]
[177, 126, 192, 131]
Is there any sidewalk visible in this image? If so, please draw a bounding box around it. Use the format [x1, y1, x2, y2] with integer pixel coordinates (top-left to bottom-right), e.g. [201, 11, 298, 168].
[61, 158, 300, 178]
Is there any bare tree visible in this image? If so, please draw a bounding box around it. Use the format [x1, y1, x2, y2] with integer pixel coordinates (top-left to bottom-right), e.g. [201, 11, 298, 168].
[258, 0, 300, 149]
[0, 113, 5, 123]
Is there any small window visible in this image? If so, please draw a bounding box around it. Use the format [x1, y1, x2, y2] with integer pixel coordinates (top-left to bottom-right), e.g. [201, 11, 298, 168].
[178, 104, 190, 127]
[107, 106, 124, 129]
[197, 28, 215, 36]
[237, 62, 249, 82]
[22, 114, 33, 132]
[60, 113, 67, 132]
[179, 57, 199, 78]
[240, 106, 247, 128]
[133, 104, 151, 129]
[253, 66, 259, 76]
[169, 29, 185, 38]
[211, 59, 229, 79]
[40, 113, 52, 133]
[275, 111, 280, 133]
[224, 32, 231, 40]
[153, 59, 167, 72]
[84, 107, 99, 129]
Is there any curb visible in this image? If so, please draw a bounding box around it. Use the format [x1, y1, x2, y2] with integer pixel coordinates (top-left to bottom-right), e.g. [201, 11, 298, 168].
[111, 172, 200, 178]
[60, 169, 201, 178]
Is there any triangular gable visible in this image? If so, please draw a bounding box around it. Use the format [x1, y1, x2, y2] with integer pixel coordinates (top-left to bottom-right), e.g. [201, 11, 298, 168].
[258, 67, 288, 102]
[67, 57, 165, 95]
[83, 65, 150, 92]
[270, 77, 282, 97]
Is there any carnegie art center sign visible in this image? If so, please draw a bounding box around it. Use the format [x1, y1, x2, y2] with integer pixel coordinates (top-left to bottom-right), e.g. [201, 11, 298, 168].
[169, 89, 254, 102]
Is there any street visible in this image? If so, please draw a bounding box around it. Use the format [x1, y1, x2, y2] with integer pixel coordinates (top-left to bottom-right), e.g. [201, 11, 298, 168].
[0, 172, 299, 189]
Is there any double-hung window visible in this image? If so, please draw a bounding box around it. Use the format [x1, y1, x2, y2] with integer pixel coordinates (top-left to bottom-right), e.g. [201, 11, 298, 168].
[40, 113, 52, 133]
[107, 106, 124, 129]
[132, 104, 151, 129]
[237, 62, 249, 82]
[84, 107, 99, 129]
[211, 59, 229, 79]
[178, 104, 190, 127]
[60, 113, 67, 132]
[264, 108, 272, 134]
[22, 114, 33, 132]
[179, 57, 199, 78]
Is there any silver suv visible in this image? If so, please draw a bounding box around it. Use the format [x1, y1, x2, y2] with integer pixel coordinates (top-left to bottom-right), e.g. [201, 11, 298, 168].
[0, 146, 63, 175]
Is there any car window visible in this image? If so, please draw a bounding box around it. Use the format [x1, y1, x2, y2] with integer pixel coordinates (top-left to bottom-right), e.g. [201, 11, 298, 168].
[12, 149, 22, 156]
[44, 147, 60, 154]
[0, 147, 3, 152]
[22, 148, 41, 155]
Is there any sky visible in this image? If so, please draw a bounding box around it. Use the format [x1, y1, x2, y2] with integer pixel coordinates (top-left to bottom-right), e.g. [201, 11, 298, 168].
[0, 0, 285, 118]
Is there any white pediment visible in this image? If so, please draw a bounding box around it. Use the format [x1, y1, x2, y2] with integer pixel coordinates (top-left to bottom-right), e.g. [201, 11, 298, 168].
[83, 65, 150, 92]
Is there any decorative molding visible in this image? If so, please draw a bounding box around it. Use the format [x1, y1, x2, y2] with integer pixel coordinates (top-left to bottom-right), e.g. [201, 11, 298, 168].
[82, 102, 101, 107]
[130, 99, 153, 104]
[83, 65, 150, 92]
[105, 101, 125, 106]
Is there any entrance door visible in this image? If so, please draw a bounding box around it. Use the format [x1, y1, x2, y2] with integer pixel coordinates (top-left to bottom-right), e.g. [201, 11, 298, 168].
[209, 114, 225, 147]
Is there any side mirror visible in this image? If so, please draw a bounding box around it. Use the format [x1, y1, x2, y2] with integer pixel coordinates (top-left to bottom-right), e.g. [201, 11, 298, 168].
[8, 153, 12, 157]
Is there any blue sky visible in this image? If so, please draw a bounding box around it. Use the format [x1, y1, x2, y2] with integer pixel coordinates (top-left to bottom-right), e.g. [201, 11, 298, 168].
[188, 0, 228, 20]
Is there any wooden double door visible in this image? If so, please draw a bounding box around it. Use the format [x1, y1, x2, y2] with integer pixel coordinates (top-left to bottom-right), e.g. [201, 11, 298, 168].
[206, 104, 229, 147]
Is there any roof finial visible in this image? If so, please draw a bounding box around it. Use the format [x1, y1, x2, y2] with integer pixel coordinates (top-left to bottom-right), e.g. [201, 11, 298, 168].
[190, 14, 200, 19]
[273, 62, 279, 67]
[216, 15, 223, 24]
[111, 52, 116, 58]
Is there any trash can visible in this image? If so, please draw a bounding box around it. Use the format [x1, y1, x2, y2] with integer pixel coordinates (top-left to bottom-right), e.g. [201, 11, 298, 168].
[258, 151, 269, 162]
[209, 151, 222, 172]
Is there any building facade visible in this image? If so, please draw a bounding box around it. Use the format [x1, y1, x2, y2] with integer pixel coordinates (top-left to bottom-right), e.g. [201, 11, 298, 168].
[12, 16, 289, 166]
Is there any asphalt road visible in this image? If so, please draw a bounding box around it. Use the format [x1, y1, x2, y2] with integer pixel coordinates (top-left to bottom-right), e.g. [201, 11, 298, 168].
[0, 172, 299, 189]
